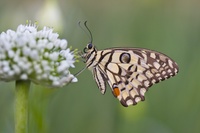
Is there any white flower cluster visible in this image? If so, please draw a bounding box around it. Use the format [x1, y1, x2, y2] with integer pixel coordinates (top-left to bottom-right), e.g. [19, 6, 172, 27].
[0, 24, 77, 87]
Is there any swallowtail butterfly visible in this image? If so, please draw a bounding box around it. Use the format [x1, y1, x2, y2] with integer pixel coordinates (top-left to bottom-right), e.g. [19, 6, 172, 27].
[80, 22, 179, 107]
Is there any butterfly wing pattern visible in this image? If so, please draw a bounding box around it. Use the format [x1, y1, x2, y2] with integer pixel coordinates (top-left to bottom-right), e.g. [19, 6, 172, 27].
[83, 44, 179, 107]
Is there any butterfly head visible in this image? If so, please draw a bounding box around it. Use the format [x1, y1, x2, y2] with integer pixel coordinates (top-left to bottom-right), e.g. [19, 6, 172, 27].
[83, 43, 94, 53]
[82, 43, 97, 61]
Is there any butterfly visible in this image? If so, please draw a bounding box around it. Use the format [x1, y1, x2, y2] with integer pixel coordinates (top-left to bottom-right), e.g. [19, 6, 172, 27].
[80, 22, 179, 107]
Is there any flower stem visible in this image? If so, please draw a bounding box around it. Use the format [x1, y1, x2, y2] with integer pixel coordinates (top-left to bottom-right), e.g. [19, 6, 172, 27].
[15, 80, 31, 133]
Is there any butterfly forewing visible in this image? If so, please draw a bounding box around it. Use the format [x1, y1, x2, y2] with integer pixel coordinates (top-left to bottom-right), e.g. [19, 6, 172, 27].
[85, 47, 179, 107]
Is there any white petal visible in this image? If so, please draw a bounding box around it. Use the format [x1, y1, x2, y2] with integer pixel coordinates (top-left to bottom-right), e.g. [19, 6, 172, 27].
[72, 77, 78, 82]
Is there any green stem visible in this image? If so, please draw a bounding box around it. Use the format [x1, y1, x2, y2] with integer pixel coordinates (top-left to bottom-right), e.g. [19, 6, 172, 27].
[15, 80, 31, 133]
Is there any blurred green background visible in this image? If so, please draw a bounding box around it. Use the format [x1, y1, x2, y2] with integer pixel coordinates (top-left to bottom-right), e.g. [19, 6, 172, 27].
[0, 0, 200, 133]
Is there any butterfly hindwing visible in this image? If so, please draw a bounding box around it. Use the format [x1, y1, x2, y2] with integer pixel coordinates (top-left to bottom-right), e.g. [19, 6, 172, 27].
[95, 48, 179, 107]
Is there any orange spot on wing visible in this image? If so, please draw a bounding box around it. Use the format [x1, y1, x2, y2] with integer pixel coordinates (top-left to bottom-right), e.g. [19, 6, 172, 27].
[113, 87, 120, 97]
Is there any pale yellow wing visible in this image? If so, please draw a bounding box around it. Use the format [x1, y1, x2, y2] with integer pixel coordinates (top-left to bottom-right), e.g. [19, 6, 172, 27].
[94, 48, 179, 107]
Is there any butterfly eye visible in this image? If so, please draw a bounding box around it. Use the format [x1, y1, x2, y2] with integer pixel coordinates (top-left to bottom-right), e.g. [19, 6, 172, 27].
[87, 43, 93, 49]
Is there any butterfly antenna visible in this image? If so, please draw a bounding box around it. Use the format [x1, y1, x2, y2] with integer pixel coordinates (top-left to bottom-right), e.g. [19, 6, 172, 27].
[84, 21, 93, 44]
[78, 21, 93, 44]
